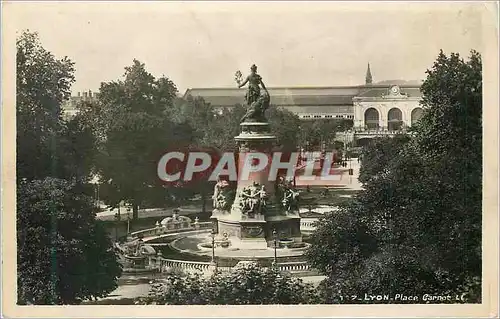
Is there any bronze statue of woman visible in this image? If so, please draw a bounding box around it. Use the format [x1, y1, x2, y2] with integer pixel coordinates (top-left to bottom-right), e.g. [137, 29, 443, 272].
[238, 64, 267, 106]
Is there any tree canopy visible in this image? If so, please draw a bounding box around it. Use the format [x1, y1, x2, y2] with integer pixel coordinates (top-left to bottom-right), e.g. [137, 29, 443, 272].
[358, 134, 410, 184]
[267, 106, 301, 152]
[16, 30, 76, 181]
[306, 50, 482, 303]
[17, 31, 98, 183]
[86, 60, 194, 218]
[16, 30, 122, 305]
[298, 119, 351, 151]
[17, 178, 122, 304]
[141, 264, 320, 305]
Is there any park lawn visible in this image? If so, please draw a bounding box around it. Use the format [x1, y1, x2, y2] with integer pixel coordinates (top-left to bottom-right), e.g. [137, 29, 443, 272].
[299, 186, 358, 208]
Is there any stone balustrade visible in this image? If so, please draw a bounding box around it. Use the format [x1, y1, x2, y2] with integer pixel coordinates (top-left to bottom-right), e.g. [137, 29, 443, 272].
[353, 127, 409, 134]
[148, 256, 233, 275]
[300, 218, 318, 232]
[148, 256, 311, 276]
[277, 261, 310, 272]
[160, 258, 213, 273]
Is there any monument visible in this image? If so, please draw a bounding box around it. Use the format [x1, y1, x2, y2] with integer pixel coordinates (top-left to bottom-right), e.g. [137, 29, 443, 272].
[211, 65, 302, 250]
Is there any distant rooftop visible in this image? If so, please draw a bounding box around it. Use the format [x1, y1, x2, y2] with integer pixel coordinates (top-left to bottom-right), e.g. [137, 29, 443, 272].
[375, 79, 424, 85]
[184, 83, 422, 107]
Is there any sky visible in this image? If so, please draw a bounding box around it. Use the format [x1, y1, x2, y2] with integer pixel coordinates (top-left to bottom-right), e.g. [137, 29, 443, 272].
[8, 1, 485, 95]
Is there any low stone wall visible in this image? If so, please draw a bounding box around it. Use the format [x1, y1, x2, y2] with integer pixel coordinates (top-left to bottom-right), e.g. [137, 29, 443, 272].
[300, 218, 319, 232]
[131, 219, 320, 239]
[143, 230, 210, 245]
[146, 256, 312, 277]
[130, 222, 212, 239]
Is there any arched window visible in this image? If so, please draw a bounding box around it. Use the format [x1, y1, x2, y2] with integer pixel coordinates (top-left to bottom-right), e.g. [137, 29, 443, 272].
[411, 107, 423, 125]
[387, 108, 403, 131]
[364, 108, 379, 130]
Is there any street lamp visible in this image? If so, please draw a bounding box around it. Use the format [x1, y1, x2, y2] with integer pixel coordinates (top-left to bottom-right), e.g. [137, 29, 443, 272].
[210, 229, 216, 264]
[94, 184, 98, 208]
[272, 229, 278, 266]
[126, 208, 131, 235]
[155, 251, 163, 278]
[114, 211, 121, 242]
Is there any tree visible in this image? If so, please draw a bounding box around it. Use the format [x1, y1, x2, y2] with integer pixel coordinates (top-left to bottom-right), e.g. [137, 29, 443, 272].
[358, 134, 410, 184]
[173, 96, 246, 152]
[16, 30, 122, 305]
[16, 30, 97, 183]
[169, 96, 235, 214]
[267, 107, 301, 152]
[17, 178, 122, 304]
[298, 119, 339, 151]
[57, 112, 99, 182]
[16, 30, 75, 180]
[142, 264, 320, 305]
[91, 60, 193, 219]
[306, 50, 482, 303]
[216, 104, 247, 151]
[411, 50, 482, 297]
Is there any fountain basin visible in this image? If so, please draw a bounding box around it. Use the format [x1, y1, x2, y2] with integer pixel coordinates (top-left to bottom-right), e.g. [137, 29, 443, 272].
[170, 232, 310, 259]
[198, 241, 236, 251]
[279, 239, 294, 249]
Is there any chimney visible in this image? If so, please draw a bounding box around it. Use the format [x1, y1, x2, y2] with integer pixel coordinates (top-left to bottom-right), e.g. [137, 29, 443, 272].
[77, 92, 81, 97]
[89, 90, 92, 98]
[83, 92, 88, 98]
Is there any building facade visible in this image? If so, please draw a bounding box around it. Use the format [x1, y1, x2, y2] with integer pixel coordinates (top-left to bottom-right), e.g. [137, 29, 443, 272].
[62, 90, 99, 119]
[352, 84, 423, 131]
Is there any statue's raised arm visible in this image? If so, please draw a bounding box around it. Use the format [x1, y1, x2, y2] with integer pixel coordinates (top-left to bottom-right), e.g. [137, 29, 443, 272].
[238, 76, 249, 88]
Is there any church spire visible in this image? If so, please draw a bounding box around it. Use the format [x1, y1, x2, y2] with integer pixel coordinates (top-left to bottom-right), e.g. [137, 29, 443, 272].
[365, 62, 373, 85]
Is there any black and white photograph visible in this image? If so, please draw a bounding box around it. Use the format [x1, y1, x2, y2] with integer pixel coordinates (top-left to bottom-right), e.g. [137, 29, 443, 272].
[1, 1, 498, 318]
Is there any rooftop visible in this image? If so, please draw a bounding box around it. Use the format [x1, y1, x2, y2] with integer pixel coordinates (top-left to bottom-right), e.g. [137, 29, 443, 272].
[184, 84, 422, 107]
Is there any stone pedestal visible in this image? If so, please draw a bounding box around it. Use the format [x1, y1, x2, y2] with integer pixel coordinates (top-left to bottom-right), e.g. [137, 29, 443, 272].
[211, 120, 303, 249]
